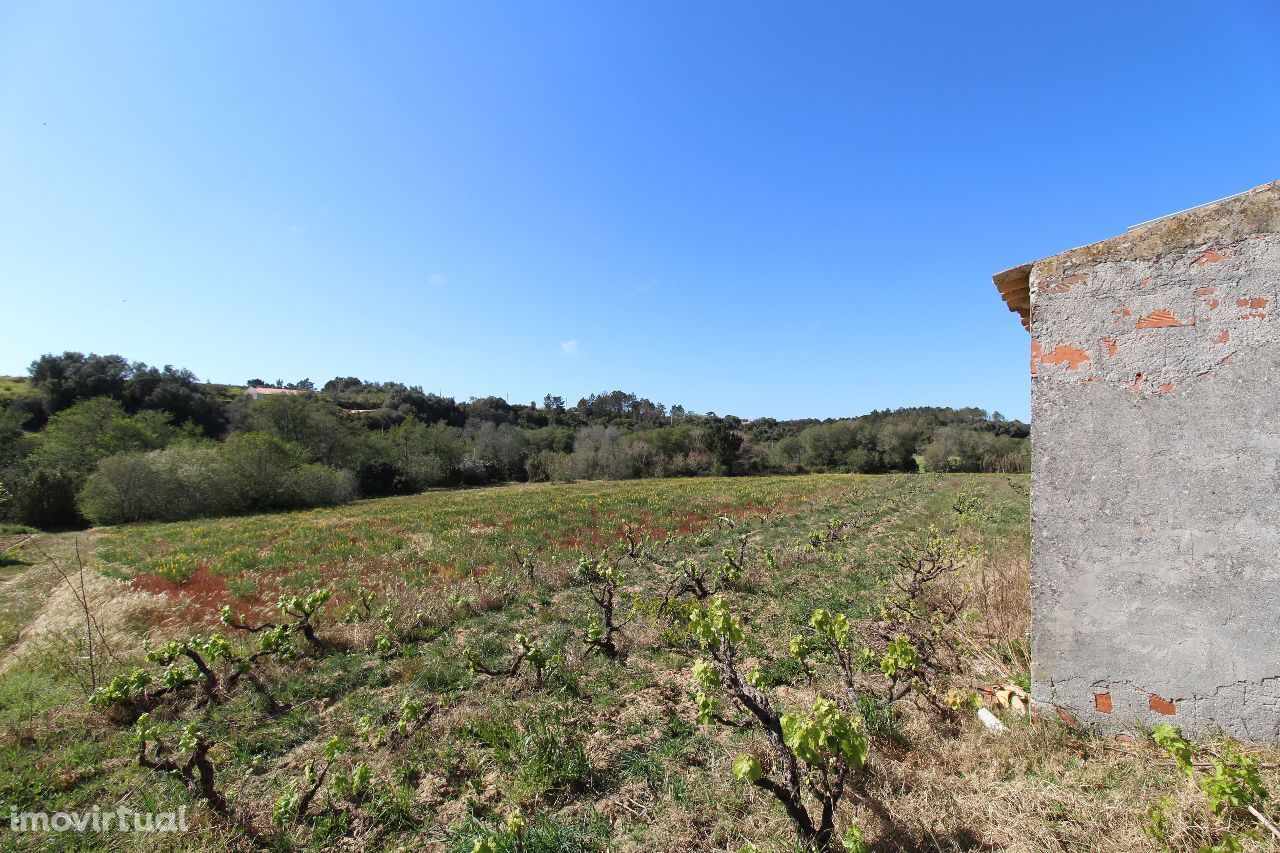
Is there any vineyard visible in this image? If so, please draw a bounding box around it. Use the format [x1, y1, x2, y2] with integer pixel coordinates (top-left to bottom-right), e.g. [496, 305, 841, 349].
[1, 473, 1276, 851]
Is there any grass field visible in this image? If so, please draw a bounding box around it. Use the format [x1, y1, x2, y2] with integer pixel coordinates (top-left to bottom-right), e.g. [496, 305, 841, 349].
[0, 473, 1275, 851]
[0, 376, 30, 402]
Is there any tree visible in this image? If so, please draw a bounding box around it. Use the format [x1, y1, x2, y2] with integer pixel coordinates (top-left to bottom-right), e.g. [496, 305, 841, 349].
[122, 364, 226, 436]
[386, 419, 466, 490]
[31, 398, 179, 475]
[29, 352, 131, 413]
[699, 416, 742, 475]
[469, 422, 529, 481]
[570, 426, 635, 480]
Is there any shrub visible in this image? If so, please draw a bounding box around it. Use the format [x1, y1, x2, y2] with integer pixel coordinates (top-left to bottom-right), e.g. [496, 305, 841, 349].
[457, 453, 490, 485]
[524, 449, 571, 483]
[78, 434, 353, 525]
[569, 426, 635, 480]
[8, 464, 81, 528]
[282, 463, 355, 508]
[386, 419, 465, 490]
[219, 431, 307, 509]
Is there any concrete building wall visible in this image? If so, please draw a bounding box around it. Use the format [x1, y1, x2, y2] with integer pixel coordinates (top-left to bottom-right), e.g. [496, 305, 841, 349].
[1025, 181, 1280, 738]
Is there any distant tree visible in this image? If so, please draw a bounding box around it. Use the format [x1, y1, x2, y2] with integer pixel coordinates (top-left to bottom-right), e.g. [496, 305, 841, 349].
[769, 434, 804, 472]
[3, 394, 47, 432]
[469, 422, 529, 481]
[234, 395, 366, 469]
[386, 387, 463, 426]
[386, 419, 466, 490]
[465, 396, 515, 426]
[570, 426, 636, 480]
[526, 425, 574, 454]
[30, 352, 131, 413]
[122, 364, 226, 436]
[542, 395, 567, 424]
[31, 398, 180, 476]
[10, 398, 184, 527]
[322, 376, 363, 394]
[699, 416, 743, 476]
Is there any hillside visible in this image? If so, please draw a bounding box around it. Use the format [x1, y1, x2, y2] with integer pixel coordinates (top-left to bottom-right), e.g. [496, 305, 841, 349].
[0, 351, 1029, 532]
[0, 376, 30, 402]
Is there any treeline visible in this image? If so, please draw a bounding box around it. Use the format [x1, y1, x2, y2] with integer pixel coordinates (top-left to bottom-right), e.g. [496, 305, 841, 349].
[0, 352, 1028, 528]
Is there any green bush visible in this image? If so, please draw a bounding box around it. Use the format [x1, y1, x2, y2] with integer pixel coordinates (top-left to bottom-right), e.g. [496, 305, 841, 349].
[77, 434, 354, 525]
[525, 450, 572, 483]
[76, 451, 171, 524]
[8, 465, 81, 528]
[7, 397, 186, 527]
[282, 463, 355, 508]
[78, 444, 237, 525]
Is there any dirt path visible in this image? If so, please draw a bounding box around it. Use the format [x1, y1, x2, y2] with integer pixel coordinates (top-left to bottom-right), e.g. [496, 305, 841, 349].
[0, 531, 160, 675]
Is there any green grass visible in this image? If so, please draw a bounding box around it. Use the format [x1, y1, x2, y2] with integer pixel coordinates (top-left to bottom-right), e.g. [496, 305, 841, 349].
[0, 375, 29, 402]
[3, 473, 1167, 852]
[93, 474, 991, 618]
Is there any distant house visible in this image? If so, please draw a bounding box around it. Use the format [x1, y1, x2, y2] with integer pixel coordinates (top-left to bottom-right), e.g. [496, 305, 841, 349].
[992, 180, 1280, 739]
[243, 387, 308, 401]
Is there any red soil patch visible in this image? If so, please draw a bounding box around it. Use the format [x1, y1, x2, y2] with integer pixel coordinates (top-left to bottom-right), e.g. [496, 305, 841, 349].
[132, 564, 233, 623]
[130, 563, 292, 629]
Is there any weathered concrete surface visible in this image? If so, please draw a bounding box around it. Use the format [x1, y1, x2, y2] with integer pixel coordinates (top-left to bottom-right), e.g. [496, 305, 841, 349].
[1010, 180, 1280, 738]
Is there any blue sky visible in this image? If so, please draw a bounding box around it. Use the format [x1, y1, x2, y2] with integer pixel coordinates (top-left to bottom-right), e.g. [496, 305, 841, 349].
[3, 2, 1278, 422]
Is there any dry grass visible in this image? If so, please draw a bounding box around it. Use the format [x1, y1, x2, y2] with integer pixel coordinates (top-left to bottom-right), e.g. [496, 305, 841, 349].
[0, 532, 166, 678]
[853, 713, 1280, 852]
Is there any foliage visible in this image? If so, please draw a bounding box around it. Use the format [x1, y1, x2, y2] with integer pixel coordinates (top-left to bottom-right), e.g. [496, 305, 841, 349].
[690, 595, 870, 849]
[1150, 724, 1276, 851]
[78, 433, 354, 524]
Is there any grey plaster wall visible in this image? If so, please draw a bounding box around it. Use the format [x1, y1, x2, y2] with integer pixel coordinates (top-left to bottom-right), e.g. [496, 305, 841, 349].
[1029, 184, 1280, 738]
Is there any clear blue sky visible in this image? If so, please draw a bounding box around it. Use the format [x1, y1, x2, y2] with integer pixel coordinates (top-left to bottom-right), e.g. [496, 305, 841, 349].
[3, 2, 1278, 422]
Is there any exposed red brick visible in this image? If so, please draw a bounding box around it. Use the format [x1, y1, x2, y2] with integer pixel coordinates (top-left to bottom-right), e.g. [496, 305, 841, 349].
[1057, 708, 1080, 728]
[1196, 287, 1217, 297]
[1149, 694, 1176, 716]
[1036, 343, 1091, 371]
[1137, 310, 1193, 329]
[1113, 307, 1134, 320]
[1127, 373, 1145, 391]
[1158, 383, 1175, 394]
[1039, 272, 1086, 294]
[1113, 733, 1137, 745]
[1194, 248, 1225, 266]
[1237, 297, 1269, 309]
[1030, 340, 1042, 376]
[1102, 337, 1118, 356]
[1139, 277, 1153, 287]
[1242, 312, 1268, 320]
[1207, 298, 1220, 310]
[1094, 691, 1113, 713]
[1213, 330, 1231, 345]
